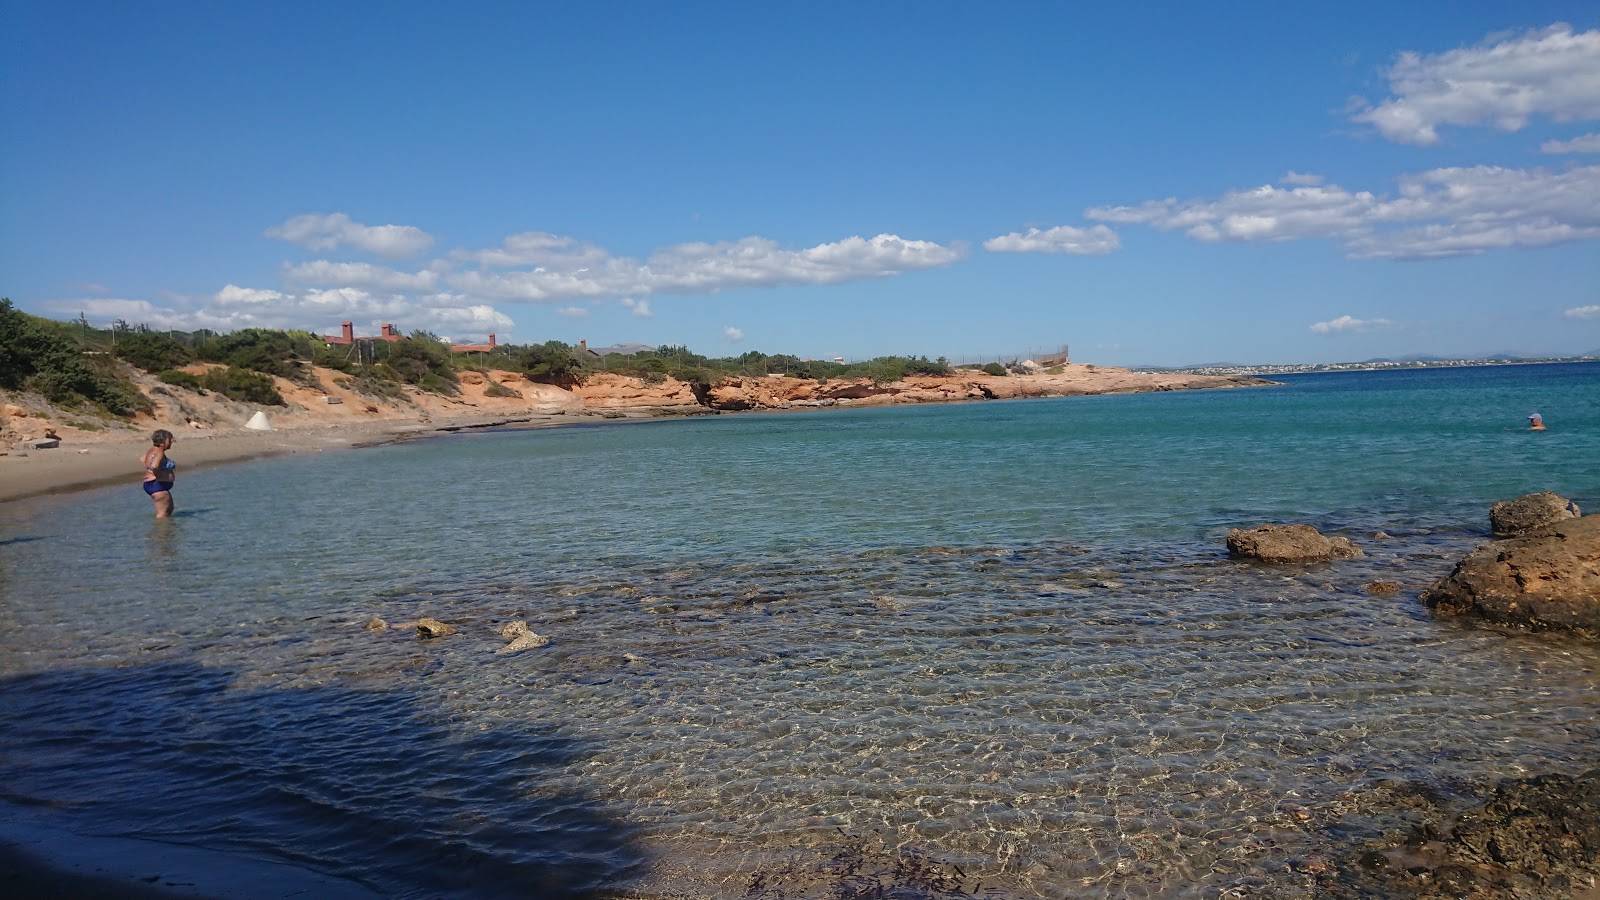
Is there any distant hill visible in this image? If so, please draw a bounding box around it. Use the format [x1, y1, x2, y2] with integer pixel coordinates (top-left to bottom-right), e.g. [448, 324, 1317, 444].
[590, 342, 655, 356]
[1133, 361, 1247, 371]
[1362, 354, 1446, 363]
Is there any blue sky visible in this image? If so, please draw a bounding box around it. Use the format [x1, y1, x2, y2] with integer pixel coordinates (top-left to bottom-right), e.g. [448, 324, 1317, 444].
[3, 2, 1597, 366]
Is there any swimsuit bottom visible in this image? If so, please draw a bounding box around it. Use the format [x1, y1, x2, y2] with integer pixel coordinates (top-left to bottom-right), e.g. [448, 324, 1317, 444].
[143, 480, 175, 496]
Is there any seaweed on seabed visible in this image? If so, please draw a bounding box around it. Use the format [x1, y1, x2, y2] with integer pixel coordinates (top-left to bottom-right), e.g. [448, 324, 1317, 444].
[744, 829, 983, 899]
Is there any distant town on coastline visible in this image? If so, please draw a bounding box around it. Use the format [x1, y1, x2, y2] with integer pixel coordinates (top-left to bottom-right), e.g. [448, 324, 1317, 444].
[1133, 353, 1600, 376]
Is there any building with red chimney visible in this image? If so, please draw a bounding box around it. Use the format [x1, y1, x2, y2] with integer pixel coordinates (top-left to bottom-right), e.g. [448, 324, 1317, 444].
[322, 321, 404, 344]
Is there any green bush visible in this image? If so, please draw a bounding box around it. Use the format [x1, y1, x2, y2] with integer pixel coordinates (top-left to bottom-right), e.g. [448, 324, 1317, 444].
[336, 371, 406, 401]
[200, 366, 285, 405]
[980, 362, 1007, 376]
[0, 298, 148, 415]
[380, 336, 457, 394]
[196, 328, 301, 379]
[519, 340, 582, 385]
[482, 378, 522, 399]
[114, 332, 193, 372]
[158, 369, 204, 390]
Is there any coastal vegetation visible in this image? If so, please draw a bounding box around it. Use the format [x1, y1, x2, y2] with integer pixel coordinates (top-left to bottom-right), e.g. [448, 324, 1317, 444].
[0, 299, 148, 416]
[0, 302, 986, 420]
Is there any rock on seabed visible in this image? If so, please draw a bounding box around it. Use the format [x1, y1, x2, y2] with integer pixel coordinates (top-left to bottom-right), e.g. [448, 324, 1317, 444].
[1489, 491, 1580, 538]
[1225, 524, 1363, 564]
[1423, 515, 1600, 636]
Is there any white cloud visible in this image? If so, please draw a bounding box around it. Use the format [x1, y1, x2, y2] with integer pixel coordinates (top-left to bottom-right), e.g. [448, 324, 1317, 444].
[723, 325, 745, 342]
[57, 284, 513, 342]
[1543, 133, 1600, 153]
[465, 232, 611, 268]
[51, 298, 190, 330]
[1087, 165, 1600, 259]
[982, 225, 1120, 255]
[66, 225, 960, 345]
[1310, 315, 1394, 335]
[1281, 171, 1325, 186]
[451, 232, 964, 300]
[1565, 305, 1600, 319]
[283, 260, 443, 292]
[264, 213, 434, 258]
[642, 234, 966, 292]
[1351, 24, 1600, 146]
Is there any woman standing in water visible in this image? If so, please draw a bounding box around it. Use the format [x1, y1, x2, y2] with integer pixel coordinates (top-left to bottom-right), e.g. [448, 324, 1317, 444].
[141, 429, 177, 518]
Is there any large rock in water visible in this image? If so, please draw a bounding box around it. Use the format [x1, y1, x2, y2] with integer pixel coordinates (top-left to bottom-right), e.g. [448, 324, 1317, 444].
[1489, 491, 1580, 537]
[1226, 524, 1363, 563]
[1422, 515, 1600, 635]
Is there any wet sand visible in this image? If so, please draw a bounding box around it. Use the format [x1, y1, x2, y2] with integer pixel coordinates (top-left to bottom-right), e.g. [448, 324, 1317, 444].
[0, 414, 582, 504]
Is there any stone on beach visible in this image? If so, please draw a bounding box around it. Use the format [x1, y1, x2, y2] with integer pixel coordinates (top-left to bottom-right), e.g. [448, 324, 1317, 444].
[1422, 514, 1600, 635]
[496, 620, 549, 653]
[415, 617, 457, 638]
[1225, 524, 1363, 563]
[1489, 490, 1580, 537]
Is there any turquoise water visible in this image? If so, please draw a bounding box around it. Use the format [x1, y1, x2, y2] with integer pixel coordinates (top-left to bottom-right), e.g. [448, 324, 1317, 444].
[1, 362, 1597, 898]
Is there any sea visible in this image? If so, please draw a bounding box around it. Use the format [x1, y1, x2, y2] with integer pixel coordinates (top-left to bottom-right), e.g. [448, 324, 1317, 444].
[1, 361, 1596, 898]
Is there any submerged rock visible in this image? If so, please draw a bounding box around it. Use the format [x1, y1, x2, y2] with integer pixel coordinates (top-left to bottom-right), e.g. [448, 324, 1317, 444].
[1422, 515, 1600, 635]
[1319, 768, 1600, 899]
[1226, 524, 1363, 563]
[364, 617, 388, 632]
[415, 617, 457, 639]
[1489, 491, 1580, 537]
[497, 620, 549, 654]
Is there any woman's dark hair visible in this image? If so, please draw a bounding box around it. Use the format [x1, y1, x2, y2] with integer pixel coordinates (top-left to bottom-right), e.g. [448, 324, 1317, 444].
[151, 429, 174, 446]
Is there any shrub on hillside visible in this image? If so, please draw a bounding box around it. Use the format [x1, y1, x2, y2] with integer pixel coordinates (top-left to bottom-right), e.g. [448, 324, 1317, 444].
[201, 366, 285, 405]
[482, 378, 522, 399]
[380, 336, 458, 394]
[336, 371, 406, 401]
[196, 328, 301, 379]
[158, 369, 204, 390]
[980, 363, 1007, 376]
[0, 298, 148, 415]
[114, 332, 194, 373]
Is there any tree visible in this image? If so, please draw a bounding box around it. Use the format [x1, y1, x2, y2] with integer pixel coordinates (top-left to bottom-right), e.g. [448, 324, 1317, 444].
[519, 340, 581, 385]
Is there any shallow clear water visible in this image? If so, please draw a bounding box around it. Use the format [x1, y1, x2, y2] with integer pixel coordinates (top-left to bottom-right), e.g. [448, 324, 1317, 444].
[2, 362, 1597, 898]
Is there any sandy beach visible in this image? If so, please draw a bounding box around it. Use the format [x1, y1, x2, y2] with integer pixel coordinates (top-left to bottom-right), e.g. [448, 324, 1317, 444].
[0, 413, 573, 504]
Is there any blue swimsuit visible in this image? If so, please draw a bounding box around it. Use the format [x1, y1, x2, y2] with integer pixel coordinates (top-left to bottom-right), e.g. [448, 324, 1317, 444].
[143, 457, 176, 495]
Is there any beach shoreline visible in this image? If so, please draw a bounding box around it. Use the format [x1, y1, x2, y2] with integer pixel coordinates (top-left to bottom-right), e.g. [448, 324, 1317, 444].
[1, 365, 1272, 503]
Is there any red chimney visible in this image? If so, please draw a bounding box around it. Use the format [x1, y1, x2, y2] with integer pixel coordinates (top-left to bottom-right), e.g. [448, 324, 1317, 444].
[342, 321, 353, 342]
[488, 333, 496, 349]
[579, 339, 587, 350]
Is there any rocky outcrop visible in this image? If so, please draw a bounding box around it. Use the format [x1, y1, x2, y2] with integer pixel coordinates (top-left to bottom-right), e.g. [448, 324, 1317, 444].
[1226, 524, 1363, 563]
[573, 372, 702, 409]
[1490, 491, 1580, 537]
[1422, 515, 1600, 635]
[698, 366, 1271, 412]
